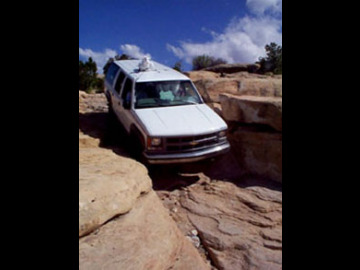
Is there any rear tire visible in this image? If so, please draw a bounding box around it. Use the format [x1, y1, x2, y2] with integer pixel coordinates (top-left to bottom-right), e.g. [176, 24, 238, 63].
[108, 100, 115, 116]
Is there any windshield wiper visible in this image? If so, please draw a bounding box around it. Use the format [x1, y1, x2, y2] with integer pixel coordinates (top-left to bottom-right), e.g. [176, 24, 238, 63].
[181, 101, 199, 105]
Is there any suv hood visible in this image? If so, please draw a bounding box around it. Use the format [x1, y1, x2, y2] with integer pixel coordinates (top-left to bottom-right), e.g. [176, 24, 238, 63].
[134, 104, 227, 137]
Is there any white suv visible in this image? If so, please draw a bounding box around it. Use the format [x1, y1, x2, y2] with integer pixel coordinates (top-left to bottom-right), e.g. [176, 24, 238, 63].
[104, 57, 230, 164]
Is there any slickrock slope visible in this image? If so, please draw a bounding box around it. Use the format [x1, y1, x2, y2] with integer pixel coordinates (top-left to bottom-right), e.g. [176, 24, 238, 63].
[79, 189, 210, 270]
[157, 176, 282, 270]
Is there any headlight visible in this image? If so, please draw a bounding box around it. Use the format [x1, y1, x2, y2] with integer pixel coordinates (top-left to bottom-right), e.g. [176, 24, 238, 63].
[218, 130, 227, 138]
[147, 137, 162, 149]
[150, 137, 162, 146]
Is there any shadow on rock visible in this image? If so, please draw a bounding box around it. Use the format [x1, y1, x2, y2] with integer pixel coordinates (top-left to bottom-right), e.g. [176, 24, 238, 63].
[79, 112, 131, 157]
[148, 150, 245, 191]
[149, 148, 282, 193]
[148, 165, 201, 191]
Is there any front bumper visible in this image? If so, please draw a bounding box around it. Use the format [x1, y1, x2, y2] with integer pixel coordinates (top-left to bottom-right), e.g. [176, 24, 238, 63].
[143, 141, 230, 164]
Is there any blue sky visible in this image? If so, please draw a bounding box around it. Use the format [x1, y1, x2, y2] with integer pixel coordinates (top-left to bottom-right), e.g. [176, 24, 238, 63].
[79, 0, 282, 73]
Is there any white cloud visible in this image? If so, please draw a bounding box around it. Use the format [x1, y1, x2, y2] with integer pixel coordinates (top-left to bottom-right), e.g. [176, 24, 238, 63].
[120, 44, 151, 59]
[167, 15, 282, 65]
[246, 0, 282, 16]
[79, 44, 151, 73]
[79, 48, 117, 73]
[166, 44, 185, 59]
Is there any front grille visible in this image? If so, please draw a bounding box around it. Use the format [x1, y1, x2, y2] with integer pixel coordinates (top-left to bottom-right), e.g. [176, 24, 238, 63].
[164, 132, 220, 153]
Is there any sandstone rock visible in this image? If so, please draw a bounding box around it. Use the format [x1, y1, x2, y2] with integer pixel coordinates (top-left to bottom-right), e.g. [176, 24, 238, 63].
[235, 76, 282, 97]
[178, 180, 282, 270]
[220, 94, 282, 132]
[79, 133, 153, 237]
[207, 102, 223, 117]
[79, 91, 108, 113]
[228, 126, 282, 183]
[79, 91, 88, 113]
[190, 72, 282, 106]
[193, 79, 239, 103]
[217, 93, 282, 183]
[79, 131, 100, 148]
[79, 191, 210, 270]
[183, 70, 220, 81]
[79, 90, 88, 99]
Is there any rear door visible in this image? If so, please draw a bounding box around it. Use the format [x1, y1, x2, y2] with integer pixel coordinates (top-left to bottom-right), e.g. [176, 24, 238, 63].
[117, 77, 135, 132]
[112, 70, 126, 113]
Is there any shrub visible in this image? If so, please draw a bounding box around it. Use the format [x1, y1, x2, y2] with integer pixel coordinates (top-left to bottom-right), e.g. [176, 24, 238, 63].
[192, 55, 227, 71]
[79, 57, 104, 93]
[173, 61, 182, 72]
[257, 43, 282, 74]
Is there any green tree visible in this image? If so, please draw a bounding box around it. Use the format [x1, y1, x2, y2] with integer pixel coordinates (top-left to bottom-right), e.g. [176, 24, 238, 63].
[79, 57, 102, 93]
[173, 61, 182, 72]
[192, 55, 227, 70]
[257, 43, 282, 74]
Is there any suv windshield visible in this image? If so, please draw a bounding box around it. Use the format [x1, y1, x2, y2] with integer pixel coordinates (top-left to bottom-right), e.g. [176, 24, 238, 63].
[134, 80, 202, 109]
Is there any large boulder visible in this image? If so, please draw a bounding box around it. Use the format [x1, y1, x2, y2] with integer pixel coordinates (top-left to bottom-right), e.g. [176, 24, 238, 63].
[218, 94, 282, 183]
[80, 190, 210, 270]
[79, 133, 153, 237]
[219, 94, 282, 132]
[189, 72, 282, 105]
[228, 126, 282, 183]
[79, 132, 210, 269]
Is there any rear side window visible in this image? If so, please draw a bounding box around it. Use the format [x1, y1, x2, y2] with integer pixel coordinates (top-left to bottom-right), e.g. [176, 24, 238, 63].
[105, 63, 119, 85]
[114, 71, 126, 94]
[121, 78, 133, 101]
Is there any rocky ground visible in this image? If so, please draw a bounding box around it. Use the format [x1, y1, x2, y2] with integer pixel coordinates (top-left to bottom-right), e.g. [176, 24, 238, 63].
[79, 71, 282, 270]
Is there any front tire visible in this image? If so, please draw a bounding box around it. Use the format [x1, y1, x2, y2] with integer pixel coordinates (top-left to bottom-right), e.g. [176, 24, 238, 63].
[129, 129, 146, 165]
